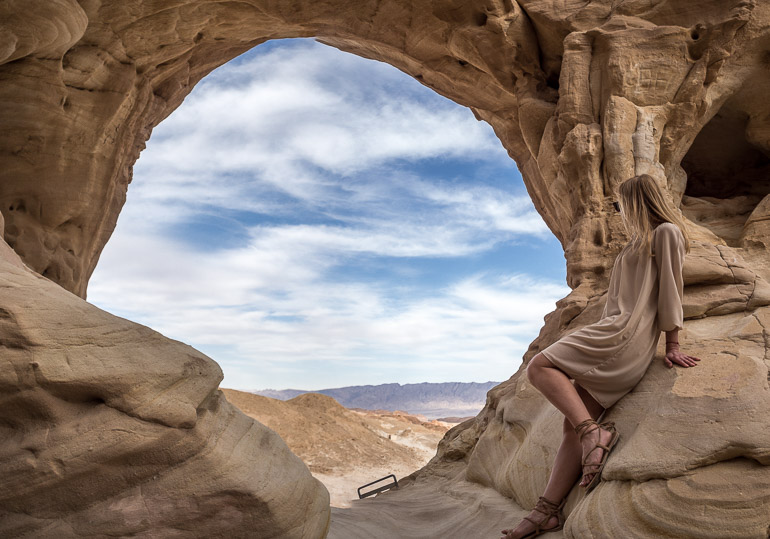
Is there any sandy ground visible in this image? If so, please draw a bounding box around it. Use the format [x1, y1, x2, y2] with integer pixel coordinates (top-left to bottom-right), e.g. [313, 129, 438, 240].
[313, 467, 412, 508]
[326, 409, 455, 507]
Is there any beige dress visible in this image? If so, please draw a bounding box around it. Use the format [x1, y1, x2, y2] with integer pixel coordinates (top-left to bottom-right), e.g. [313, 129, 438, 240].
[540, 222, 685, 408]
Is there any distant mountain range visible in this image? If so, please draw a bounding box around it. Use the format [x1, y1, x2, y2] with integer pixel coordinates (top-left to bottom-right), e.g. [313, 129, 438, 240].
[251, 381, 500, 419]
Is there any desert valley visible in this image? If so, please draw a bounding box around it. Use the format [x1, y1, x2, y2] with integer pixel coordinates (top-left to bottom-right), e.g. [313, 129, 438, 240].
[223, 389, 456, 507]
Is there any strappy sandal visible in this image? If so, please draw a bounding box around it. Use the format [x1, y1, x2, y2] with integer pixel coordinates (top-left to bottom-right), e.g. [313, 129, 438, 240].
[501, 496, 565, 538]
[574, 418, 620, 494]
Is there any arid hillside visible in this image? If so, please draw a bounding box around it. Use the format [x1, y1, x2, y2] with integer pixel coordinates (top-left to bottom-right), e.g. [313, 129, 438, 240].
[254, 381, 497, 418]
[222, 389, 452, 508]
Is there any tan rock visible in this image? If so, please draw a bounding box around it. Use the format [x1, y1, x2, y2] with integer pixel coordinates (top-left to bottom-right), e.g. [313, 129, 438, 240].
[1, 0, 770, 536]
[0, 247, 330, 538]
[329, 460, 548, 539]
[566, 459, 770, 538]
[0, 0, 87, 65]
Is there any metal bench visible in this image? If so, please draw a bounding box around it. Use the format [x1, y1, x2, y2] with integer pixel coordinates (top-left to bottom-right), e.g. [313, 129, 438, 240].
[357, 474, 398, 499]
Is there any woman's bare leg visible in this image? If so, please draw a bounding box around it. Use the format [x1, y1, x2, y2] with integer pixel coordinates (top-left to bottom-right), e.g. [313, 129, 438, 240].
[501, 383, 606, 538]
[525, 353, 592, 427]
[525, 353, 614, 487]
[542, 384, 605, 499]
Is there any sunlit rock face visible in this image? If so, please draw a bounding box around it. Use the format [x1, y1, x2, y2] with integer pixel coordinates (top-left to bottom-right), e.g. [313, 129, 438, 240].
[0, 225, 330, 536]
[1, 0, 770, 537]
[430, 2, 770, 538]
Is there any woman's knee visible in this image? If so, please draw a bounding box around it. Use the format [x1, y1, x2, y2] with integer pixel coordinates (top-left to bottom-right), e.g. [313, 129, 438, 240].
[526, 353, 556, 383]
[525, 354, 543, 383]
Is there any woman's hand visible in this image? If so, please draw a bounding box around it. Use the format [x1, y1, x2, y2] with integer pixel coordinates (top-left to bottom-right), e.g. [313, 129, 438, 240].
[664, 342, 700, 368]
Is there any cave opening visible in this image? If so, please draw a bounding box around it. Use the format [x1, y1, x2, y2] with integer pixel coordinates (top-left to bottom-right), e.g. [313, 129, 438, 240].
[89, 38, 566, 392]
[83, 36, 567, 509]
[680, 94, 770, 246]
[88, 34, 565, 466]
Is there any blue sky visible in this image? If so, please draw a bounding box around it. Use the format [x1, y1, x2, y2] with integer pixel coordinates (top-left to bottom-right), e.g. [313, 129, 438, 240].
[88, 39, 568, 391]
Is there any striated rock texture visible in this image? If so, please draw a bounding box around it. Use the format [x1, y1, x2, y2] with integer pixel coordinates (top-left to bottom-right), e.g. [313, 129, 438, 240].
[0, 232, 330, 537]
[1, 0, 770, 537]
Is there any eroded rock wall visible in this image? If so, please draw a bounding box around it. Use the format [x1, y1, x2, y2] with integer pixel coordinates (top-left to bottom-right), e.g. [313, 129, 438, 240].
[0, 235, 330, 537]
[428, 3, 770, 537]
[2, 0, 770, 537]
[0, 0, 544, 298]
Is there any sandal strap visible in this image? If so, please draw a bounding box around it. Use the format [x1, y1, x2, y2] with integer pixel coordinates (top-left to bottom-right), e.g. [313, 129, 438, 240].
[522, 514, 561, 533]
[534, 496, 562, 513]
[574, 418, 599, 439]
[523, 496, 564, 531]
[522, 515, 546, 530]
[575, 419, 617, 440]
[581, 425, 619, 468]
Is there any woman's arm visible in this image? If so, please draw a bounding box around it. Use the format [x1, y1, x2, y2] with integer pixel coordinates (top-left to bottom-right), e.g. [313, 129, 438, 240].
[655, 224, 685, 332]
[654, 225, 701, 368]
[663, 329, 700, 368]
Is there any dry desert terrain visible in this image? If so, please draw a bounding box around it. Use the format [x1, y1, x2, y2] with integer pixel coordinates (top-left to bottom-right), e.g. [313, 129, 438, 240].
[222, 388, 455, 508]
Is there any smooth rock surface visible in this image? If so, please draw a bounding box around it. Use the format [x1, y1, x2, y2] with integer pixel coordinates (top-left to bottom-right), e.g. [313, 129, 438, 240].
[328, 462, 556, 539]
[0, 244, 330, 538]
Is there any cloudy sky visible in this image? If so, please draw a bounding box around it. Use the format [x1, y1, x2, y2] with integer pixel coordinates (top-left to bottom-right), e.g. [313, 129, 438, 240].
[88, 39, 568, 391]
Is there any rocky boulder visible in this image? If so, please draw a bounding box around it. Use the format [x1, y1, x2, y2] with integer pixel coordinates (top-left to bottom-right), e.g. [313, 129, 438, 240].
[0, 237, 330, 537]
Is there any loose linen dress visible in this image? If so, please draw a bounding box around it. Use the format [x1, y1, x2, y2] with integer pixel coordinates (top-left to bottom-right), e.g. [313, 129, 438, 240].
[540, 222, 686, 408]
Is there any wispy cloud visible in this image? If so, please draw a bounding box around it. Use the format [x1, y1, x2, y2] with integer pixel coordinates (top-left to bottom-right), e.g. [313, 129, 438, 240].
[140, 41, 503, 175]
[88, 39, 567, 390]
[129, 40, 526, 223]
[90, 228, 568, 388]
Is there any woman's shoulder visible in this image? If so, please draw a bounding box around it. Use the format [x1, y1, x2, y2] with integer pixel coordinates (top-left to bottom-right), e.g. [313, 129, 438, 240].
[653, 222, 685, 251]
[654, 222, 683, 239]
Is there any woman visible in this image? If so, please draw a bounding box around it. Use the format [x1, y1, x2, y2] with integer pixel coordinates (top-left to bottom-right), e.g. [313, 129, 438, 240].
[501, 174, 700, 539]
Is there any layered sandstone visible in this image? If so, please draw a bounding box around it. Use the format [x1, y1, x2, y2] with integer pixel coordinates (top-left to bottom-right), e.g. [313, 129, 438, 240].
[0, 235, 330, 536]
[1, 1, 770, 538]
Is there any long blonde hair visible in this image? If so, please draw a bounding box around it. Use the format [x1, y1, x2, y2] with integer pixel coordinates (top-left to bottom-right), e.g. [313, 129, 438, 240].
[617, 174, 690, 255]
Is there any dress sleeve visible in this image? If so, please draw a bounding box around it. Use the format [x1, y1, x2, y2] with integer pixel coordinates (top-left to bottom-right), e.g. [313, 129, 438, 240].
[654, 224, 685, 332]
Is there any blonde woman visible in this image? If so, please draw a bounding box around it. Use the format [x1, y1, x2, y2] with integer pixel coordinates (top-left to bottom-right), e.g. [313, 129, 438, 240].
[501, 174, 700, 539]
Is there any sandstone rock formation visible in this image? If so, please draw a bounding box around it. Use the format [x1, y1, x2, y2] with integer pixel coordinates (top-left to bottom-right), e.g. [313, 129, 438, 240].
[0, 238, 330, 537]
[328, 460, 542, 539]
[2, 0, 770, 538]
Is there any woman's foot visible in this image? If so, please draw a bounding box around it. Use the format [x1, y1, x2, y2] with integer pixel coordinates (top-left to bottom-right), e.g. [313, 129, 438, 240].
[500, 497, 564, 538]
[577, 422, 616, 488]
[500, 512, 559, 538]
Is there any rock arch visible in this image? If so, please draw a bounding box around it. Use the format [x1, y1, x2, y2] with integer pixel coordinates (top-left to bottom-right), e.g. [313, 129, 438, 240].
[0, 0, 544, 299]
[2, 1, 770, 537]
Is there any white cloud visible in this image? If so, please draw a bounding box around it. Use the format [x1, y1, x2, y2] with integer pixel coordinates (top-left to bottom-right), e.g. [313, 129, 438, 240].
[88, 39, 568, 390]
[130, 40, 513, 217]
[89, 222, 569, 389]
